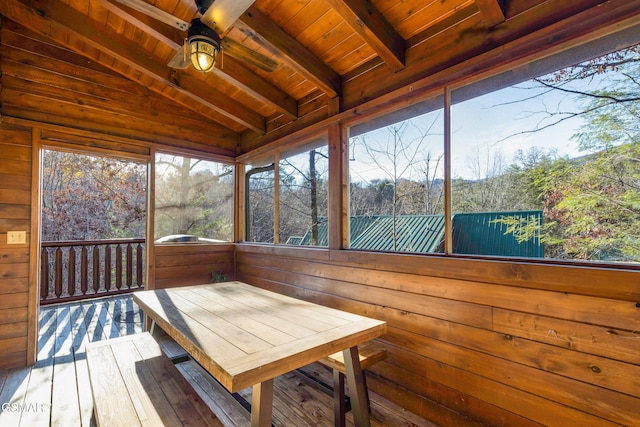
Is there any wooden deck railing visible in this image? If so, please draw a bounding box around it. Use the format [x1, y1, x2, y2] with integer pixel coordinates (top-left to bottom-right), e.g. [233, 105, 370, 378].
[40, 239, 145, 305]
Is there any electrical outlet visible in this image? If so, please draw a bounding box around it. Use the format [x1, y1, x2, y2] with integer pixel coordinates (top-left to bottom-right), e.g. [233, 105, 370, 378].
[7, 231, 27, 245]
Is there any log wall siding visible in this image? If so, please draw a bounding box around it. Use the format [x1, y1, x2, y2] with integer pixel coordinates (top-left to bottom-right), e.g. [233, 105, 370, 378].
[0, 21, 238, 157]
[0, 124, 33, 370]
[153, 244, 235, 289]
[235, 244, 640, 427]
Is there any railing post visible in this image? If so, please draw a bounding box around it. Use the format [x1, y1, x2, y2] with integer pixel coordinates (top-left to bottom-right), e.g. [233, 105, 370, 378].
[81, 246, 88, 296]
[105, 245, 112, 292]
[116, 244, 123, 290]
[68, 247, 76, 298]
[136, 243, 143, 288]
[93, 245, 100, 294]
[41, 248, 49, 301]
[126, 243, 133, 289]
[55, 248, 63, 298]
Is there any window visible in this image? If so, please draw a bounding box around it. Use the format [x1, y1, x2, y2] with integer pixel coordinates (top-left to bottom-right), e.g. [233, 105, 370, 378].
[279, 143, 329, 246]
[242, 31, 640, 265]
[451, 43, 640, 262]
[349, 101, 445, 253]
[244, 139, 329, 245]
[154, 153, 233, 243]
[343, 35, 640, 264]
[245, 161, 275, 243]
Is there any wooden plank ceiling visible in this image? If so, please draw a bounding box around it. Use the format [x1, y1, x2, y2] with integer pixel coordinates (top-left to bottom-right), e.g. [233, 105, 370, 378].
[0, 0, 622, 155]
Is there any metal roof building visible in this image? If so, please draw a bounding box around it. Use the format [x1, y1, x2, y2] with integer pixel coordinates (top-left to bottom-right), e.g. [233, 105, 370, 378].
[289, 211, 543, 257]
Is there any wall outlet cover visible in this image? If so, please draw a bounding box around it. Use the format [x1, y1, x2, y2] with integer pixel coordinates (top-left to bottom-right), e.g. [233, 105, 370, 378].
[7, 231, 27, 244]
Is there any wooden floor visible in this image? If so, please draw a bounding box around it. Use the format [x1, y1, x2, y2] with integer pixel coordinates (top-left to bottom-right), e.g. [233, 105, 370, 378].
[0, 295, 432, 427]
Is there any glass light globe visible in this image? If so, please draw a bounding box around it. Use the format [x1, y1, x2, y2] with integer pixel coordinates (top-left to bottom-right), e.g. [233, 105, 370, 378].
[190, 40, 216, 72]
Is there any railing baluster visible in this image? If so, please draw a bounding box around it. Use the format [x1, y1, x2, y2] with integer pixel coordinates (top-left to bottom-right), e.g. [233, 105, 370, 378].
[104, 245, 112, 292]
[68, 247, 76, 298]
[93, 245, 100, 294]
[40, 239, 145, 304]
[136, 243, 143, 288]
[55, 248, 63, 298]
[116, 244, 123, 290]
[81, 246, 88, 295]
[126, 243, 133, 289]
[41, 248, 49, 301]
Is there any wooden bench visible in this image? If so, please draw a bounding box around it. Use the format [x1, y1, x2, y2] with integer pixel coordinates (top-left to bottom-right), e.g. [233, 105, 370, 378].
[319, 342, 387, 427]
[86, 332, 223, 427]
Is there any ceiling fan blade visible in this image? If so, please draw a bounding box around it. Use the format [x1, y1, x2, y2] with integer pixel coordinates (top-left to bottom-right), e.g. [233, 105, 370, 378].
[111, 0, 189, 31]
[167, 41, 191, 69]
[221, 39, 278, 72]
[201, 0, 255, 35]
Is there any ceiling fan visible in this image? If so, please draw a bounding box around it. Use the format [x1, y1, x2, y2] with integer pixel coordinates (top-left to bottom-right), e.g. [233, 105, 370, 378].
[113, 0, 278, 73]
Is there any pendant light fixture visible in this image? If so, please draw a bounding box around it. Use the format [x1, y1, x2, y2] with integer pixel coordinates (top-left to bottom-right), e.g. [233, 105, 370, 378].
[187, 18, 221, 73]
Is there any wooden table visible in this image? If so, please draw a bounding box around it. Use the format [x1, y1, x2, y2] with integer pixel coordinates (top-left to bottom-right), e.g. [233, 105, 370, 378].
[133, 281, 387, 427]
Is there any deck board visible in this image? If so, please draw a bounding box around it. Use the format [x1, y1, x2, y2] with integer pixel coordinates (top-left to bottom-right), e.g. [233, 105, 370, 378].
[20, 358, 53, 427]
[0, 294, 434, 427]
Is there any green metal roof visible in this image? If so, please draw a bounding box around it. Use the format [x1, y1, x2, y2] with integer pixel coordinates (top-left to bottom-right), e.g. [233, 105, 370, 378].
[289, 211, 542, 258]
[350, 215, 444, 253]
[452, 211, 542, 257]
[291, 215, 379, 247]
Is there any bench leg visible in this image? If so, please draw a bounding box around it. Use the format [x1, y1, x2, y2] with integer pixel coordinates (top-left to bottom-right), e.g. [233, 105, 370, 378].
[343, 346, 371, 427]
[333, 370, 346, 427]
[251, 379, 274, 427]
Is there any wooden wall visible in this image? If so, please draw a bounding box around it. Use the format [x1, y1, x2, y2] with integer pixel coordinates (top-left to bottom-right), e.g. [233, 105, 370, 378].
[236, 244, 640, 427]
[0, 22, 238, 368]
[153, 244, 235, 289]
[0, 20, 237, 157]
[0, 124, 33, 370]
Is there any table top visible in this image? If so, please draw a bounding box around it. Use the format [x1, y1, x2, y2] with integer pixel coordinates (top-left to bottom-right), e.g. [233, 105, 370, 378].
[133, 281, 387, 392]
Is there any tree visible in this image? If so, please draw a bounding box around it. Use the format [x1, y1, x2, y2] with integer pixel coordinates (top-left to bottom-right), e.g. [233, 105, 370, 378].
[530, 45, 640, 260]
[278, 148, 329, 245]
[246, 165, 275, 243]
[451, 147, 522, 213]
[480, 44, 640, 261]
[155, 154, 233, 240]
[536, 45, 640, 152]
[351, 116, 443, 250]
[42, 151, 146, 241]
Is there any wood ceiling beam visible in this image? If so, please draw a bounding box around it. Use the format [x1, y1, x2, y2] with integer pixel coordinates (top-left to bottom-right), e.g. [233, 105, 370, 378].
[323, 0, 405, 71]
[475, 0, 506, 27]
[99, 0, 185, 50]
[0, 0, 265, 133]
[236, 6, 341, 98]
[99, 0, 297, 119]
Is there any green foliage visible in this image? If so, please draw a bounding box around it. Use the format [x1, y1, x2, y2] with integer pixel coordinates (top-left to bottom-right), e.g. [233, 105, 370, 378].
[492, 214, 541, 244]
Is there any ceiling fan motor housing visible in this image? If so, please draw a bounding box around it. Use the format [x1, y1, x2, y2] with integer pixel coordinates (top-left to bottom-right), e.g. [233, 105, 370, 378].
[195, 0, 215, 15]
[188, 18, 221, 46]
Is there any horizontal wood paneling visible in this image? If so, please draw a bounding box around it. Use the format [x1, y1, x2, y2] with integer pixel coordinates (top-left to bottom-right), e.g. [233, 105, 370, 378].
[0, 337, 28, 370]
[0, 23, 238, 156]
[153, 244, 235, 289]
[235, 244, 640, 427]
[0, 123, 32, 370]
[0, 308, 28, 326]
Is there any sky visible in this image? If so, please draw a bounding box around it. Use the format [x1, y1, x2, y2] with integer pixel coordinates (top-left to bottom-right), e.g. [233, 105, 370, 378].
[349, 71, 603, 182]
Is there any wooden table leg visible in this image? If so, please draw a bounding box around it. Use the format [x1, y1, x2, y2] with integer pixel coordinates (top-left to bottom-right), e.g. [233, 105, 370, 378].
[343, 346, 371, 427]
[251, 379, 274, 427]
[334, 370, 346, 427]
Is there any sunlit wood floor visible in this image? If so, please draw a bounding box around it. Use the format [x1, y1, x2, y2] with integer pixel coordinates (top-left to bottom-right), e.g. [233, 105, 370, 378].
[0, 295, 431, 427]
